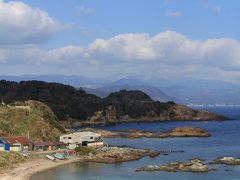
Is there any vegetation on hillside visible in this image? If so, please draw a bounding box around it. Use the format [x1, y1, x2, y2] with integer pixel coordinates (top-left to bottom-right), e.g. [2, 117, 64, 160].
[0, 80, 224, 127]
[0, 152, 25, 169]
[0, 100, 66, 141]
[0, 80, 103, 120]
[0, 80, 176, 121]
[105, 90, 175, 118]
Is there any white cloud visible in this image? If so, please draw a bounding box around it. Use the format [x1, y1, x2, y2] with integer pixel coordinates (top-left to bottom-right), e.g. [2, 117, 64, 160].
[42, 46, 88, 63]
[87, 31, 240, 71]
[1, 31, 240, 82]
[0, 0, 61, 45]
[89, 33, 156, 61]
[3, 31, 240, 70]
[166, 11, 182, 17]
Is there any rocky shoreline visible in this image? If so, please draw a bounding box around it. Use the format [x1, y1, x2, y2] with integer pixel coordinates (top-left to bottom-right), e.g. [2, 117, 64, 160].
[0, 146, 160, 180]
[2, 147, 240, 180]
[82, 126, 211, 138]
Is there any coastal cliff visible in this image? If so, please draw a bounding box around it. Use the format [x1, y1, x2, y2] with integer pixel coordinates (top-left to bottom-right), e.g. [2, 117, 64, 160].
[0, 80, 225, 128]
[66, 90, 225, 127]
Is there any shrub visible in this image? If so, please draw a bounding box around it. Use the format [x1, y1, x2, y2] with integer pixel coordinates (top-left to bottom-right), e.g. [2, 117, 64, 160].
[0, 152, 26, 168]
[75, 146, 97, 156]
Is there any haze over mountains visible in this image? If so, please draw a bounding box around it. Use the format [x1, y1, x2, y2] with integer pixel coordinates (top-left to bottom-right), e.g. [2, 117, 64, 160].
[1, 74, 240, 106]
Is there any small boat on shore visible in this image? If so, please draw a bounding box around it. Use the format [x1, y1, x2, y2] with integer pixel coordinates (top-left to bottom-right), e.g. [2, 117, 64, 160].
[46, 155, 55, 161]
[54, 153, 65, 160]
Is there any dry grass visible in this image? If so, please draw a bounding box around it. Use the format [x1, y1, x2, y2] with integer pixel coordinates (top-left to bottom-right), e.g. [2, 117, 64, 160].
[0, 101, 66, 141]
[0, 152, 26, 169]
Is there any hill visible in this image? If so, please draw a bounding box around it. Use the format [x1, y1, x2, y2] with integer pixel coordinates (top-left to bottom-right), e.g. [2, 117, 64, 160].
[0, 80, 225, 128]
[0, 100, 66, 141]
[83, 84, 172, 102]
[2, 75, 240, 105]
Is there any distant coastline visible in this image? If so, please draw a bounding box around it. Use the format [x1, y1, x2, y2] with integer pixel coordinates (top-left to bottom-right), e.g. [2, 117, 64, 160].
[188, 104, 240, 107]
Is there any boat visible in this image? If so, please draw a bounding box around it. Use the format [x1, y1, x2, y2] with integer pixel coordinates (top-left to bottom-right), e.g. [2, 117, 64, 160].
[46, 154, 55, 161]
[54, 153, 65, 160]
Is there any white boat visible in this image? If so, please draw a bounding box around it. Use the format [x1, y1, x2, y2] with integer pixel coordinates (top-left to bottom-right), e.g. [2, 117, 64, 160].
[46, 154, 55, 161]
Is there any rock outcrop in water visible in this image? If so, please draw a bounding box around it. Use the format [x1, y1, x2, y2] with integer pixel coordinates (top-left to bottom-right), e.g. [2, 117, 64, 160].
[160, 126, 211, 137]
[0, 80, 226, 128]
[210, 157, 240, 165]
[84, 147, 160, 163]
[83, 126, 211, 138]
[136, 159, 213, 172]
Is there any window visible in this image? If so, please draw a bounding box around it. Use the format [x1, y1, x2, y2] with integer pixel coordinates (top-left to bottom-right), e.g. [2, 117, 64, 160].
[90, 137, 93, 139]
[68, 137, 72, 139]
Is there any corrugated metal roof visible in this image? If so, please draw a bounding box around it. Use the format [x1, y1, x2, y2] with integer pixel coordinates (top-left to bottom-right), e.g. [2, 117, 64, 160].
[34, 142, 66, 146]
[4, 136, 32, 144]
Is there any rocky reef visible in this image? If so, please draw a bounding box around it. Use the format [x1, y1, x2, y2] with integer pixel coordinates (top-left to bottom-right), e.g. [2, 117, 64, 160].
[210, 157, 240, 165]
[136, 159, 213, 173]
[83, 146, 160, 163]
[159, 126, 211, 137]
[82, 126, 210, 138]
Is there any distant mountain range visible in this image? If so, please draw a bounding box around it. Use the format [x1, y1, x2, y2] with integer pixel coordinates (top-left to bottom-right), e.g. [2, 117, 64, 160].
[1, 74, 240, 105]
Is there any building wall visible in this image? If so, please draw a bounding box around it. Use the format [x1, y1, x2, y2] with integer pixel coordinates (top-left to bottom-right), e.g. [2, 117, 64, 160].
[81, 135, 100, 142]
[10, 146, 21, 152]
[60, 134, 81, 144]
[87, 142, 104, 147]
[60, 132, 102, 149]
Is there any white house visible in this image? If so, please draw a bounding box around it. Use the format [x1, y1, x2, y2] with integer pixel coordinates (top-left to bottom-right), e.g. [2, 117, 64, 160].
[59, 131, 103, 149]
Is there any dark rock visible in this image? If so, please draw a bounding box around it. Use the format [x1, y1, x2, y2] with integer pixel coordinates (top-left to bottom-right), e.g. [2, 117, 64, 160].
[136, 159, 214, 173]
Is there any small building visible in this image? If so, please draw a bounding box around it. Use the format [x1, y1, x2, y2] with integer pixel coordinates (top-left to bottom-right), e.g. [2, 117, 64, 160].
[0, 138, 10, 151]
[33, 142, 67, 151]
[4, 136, 33, 152]
[60, 131, 103, 149]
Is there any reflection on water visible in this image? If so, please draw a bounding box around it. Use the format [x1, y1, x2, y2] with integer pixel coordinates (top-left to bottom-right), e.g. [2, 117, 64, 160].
[31, 107, 240, 180]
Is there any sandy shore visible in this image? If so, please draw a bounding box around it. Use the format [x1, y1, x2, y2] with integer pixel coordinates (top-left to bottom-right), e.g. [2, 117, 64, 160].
[0, 147, 160, 180]
[0, 156, 84, 180]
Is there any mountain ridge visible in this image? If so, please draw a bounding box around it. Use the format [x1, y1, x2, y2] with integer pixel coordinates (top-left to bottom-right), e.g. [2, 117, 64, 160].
[1, 75, 240, 105]
[0, 80, 225, 128]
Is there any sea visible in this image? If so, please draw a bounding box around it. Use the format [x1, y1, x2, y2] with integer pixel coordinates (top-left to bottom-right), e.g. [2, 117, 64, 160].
[31, 107, 240, 180]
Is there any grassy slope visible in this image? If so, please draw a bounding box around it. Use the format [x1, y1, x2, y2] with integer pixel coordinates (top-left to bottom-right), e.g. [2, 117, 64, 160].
[0, 100, 66, 142]
[0, 152, 25, 169]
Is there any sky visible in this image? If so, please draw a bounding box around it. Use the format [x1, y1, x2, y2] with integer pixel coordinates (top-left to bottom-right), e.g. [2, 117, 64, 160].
[0, 0, 240, 83]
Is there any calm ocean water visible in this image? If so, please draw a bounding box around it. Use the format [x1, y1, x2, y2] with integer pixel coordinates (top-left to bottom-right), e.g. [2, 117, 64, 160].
[31, 107, 240, 180]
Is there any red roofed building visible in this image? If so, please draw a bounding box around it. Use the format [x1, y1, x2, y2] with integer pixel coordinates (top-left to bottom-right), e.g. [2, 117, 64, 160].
[4, 136, 33, 151]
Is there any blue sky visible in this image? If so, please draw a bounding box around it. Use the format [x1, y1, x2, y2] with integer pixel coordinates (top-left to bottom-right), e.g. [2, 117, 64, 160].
[0, 0, 240, 82]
